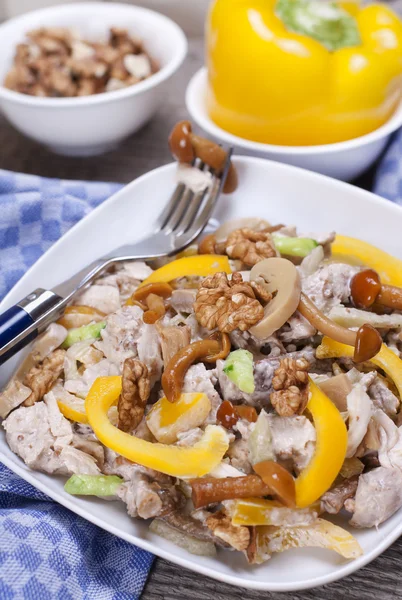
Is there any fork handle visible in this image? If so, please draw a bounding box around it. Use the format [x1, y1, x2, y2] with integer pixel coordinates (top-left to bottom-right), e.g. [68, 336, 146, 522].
[0, 306, 37, 363]
[0, 289, 63, 364]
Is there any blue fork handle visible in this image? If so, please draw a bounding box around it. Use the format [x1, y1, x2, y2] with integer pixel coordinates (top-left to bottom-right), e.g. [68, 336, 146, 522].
[0, 289, 65, 365]
[0, 306, 37, 363]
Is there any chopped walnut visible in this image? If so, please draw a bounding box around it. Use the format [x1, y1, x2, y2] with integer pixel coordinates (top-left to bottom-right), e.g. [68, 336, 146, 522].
[118, 358, 150, 432]
[5, 26, 158, 98]
[270, 357, 309, 417]
[225, 228, 277, 267]
[23, 349, 65, 406]
[206, 510, 250, 551]
[194, 272, 264, 333]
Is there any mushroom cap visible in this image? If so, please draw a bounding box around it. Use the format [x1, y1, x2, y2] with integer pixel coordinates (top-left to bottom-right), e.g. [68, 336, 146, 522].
[168, 120, 194, 163]
[249, 257, 301, 339]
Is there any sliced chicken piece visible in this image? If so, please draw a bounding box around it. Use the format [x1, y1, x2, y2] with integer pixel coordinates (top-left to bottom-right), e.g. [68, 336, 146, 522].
[268, 414, 316, 472]
[278, 312, 316, 343]
[170, 289, 197, 314]
[95, 305, 144, 369]
[137, 324, 163, 388]
[75, 284, 120, 314]
[349, 467, 402, 528]
[64, 358, 119, 399]
[374, 409, 402, 471]
[302, 263, 358, 313]
[229, 329, 286, 359]
[0, 379, 31, 419]
[31, 323, 67, 362]
[3, 400, 98, 475]
[346, 384, 373, 458]
[321, 476, 359, 515]
[182, 364, 222, 423]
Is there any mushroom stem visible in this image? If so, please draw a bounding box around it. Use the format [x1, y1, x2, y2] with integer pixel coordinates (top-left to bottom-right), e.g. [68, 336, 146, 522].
[377, 284, 402, 311]
[298, 293, 356, 346]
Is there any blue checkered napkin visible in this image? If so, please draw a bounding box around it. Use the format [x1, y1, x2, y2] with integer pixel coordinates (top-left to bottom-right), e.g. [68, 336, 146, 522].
[374, 130, 402, 205]
[0, 169, 154, 599]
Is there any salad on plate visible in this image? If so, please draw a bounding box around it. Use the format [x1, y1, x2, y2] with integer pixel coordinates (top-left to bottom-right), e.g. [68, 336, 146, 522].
[2, 123, 402, 565]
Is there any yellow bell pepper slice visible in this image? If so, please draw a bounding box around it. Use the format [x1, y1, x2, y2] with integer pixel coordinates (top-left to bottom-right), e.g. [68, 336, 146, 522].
[146, 392, 211, 444]
[332, 235, 402, 287]
[139, 255, 231, 288]
[58, 397, 88, 424]
[317, 336, 402, 400]
[232, 498, 318, 526]
[85, 377, 229, 478]
[295, 379, 348, 508]
[58, 396, 118, 426]
[207, 0, 402, 146]
[248, 519, 362, 564]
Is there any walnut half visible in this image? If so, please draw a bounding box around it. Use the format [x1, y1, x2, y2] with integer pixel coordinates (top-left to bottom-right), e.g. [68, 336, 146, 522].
[194, 272, 264, 333]
[118, 358, 150, 432]
[270, 357, 309, 417]
[23, 348, 65, 406]
[225, 228, 277, 267]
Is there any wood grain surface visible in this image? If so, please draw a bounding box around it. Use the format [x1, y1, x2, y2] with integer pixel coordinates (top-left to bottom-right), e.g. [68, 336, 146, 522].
[2, 7, 402, 596]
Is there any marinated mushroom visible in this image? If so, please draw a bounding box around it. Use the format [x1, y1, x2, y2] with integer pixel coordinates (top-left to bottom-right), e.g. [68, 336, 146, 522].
[168, 120, 238, 193]
[249, 258, 301, 339]
[253, 460, 296, 508]
[168, 120, 195, 163]
[350, 269, 402, 311]
[298, 293, 382, 363]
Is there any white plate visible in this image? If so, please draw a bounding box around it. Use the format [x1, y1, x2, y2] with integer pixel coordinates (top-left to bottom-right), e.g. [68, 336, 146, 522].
[186, 68, 402, 182]
[1, 157, 402, 592]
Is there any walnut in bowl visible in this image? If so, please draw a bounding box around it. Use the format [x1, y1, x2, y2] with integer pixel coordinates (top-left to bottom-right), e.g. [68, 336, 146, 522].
[0, 2, 187, 155]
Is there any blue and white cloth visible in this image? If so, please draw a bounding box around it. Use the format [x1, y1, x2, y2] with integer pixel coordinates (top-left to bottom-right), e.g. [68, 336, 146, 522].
[0, 171, 154, 600]
[1, 132, 402, 599]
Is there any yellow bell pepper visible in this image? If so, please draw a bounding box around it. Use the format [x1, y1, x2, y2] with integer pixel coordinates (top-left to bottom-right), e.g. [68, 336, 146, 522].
[332, 235, 402, 286]
[232, 498, 318, 526]
[317, 336, 402, 400]
[146, 392, 211, 444]
[85, 377, 229, 478]
[207, 0, 402, 146]
[246, 520, 362, 563]
[295, 379, 348, 508]
[139, 255, 231, 288]
[57, 396, 118, 426]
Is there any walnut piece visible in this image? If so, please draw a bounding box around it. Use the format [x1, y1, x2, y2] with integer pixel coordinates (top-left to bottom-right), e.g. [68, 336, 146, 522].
[194, 272, 264, 333]
[270, 357, 309, 417]
[118, 358, 150, 432]
[206, 510, 250, 551]
[5, 26, 157, 98]
[225, 228, 277, 267]
[23, 349, 65, 406]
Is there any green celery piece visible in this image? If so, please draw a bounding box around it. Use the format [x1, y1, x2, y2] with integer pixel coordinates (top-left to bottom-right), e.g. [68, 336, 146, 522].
[273, 234, 318, 257]
[275, 0, 361, 52]
[62, 321, 106, 349]
[64, 474, 123, 496]
[223, 349, 255, 394]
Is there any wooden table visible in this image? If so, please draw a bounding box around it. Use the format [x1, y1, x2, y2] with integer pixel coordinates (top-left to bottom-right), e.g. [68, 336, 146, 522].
[1, 29, 402, 600]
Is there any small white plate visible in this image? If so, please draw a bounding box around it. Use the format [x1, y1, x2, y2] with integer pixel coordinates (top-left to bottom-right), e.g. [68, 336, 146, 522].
[186, 67, 402, 181]
[1, 157, 402, 591]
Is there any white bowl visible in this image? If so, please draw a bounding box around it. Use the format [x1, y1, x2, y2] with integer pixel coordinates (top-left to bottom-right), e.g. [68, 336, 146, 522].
[186, 67, 402, 181]
[1, 156, 402, 591]
[0, 2, 187, 156]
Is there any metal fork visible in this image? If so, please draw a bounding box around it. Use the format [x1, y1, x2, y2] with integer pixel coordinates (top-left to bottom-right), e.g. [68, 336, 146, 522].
[0, 150, 233, 364]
